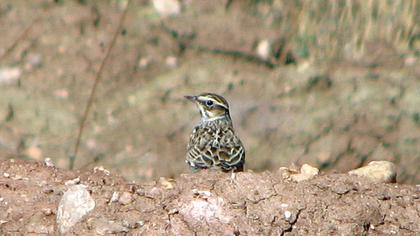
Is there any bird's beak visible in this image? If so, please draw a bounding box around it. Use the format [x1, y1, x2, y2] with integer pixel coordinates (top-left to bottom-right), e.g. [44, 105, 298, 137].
[184, 95, 197, 102]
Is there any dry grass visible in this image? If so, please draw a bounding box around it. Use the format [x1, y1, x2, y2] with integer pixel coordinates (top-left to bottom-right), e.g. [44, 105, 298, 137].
[250, 0, 418, 61]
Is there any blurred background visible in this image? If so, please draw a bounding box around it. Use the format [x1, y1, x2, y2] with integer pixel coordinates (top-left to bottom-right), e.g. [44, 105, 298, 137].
[0, 0, 418, 183]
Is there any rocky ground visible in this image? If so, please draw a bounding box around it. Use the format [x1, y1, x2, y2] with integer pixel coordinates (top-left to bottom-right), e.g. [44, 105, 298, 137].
[0, 0, 419, 184]
[0, 159, 418, 235]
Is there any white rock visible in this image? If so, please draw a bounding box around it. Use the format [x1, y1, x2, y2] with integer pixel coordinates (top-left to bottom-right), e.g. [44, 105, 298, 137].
[256, 39, 271, 60]
[165, 56, 178, 68]
[192, 189, 212, 198]
[0, 67, 21, 85]
[44, 158, 55, 167]
[109, 192, 119, 204]
[300, 164, 319, 176]
[348, 161, 397, 183]
[152, 0, 181, 17]
[65, 177, 81, 186]
[93, 166, 110, 175]
[290, 164, 319, 182]
[56, 185, 95, 234]
[284, 210, 292, 220]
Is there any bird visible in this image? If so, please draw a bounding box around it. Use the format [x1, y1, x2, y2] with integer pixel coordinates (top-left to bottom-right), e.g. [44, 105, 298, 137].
[184, 93, 245, 172]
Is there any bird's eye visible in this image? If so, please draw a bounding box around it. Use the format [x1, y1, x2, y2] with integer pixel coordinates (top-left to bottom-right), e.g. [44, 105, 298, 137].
[206, 100, 214, 107]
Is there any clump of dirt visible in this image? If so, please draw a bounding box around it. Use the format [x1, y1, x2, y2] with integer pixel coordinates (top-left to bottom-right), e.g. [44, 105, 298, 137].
[0, 159, 418, 235]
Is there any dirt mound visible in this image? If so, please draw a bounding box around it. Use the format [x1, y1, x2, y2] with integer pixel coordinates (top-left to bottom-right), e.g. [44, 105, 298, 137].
[0, 159, 419, 235]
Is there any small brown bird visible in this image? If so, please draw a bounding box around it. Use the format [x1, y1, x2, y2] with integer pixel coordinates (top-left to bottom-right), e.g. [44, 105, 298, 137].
[185, 93, 245, 172]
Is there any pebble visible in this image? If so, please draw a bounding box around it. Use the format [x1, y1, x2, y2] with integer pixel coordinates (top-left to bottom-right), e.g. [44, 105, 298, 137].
[118, 192, 133, 205]
[348, 161, 397, 183]
[284, 210, 292, 220]
[152, 0, 181, 17]
[109, 192, 119, 203]
[290, 164, 319, 182]
[159, 177, 174, 189]
[44, 158, 55, 167]
[256, 39, 271, 60]
[42, 208, 53, 216]
[280, 203, 289, 208]
[65, 177, 81, 186]
[0, 67, 21, 85]
[93, 166, 110, 175]
[93, 218, 130, 235]
[165, 56, 178, 68]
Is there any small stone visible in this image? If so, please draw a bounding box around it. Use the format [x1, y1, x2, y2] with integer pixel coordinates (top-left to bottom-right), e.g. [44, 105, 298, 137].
[136, 188, 145, 196]
[56, 185, 95, 234]
[93, 218, 129, 235]
[278, 167, 292, 179]
[256, 39, 271, 60]
[348, 161, 397, 183]
[280, 203, 288, 208]
[109, 192, 119, 203]
[284, 210, 292, 220]
[118, 192, 133, 205]
[301, 164, 319, 175]
[138, 57, 150, 69]
[3, 173, 10, 178]
[159, 177, 174, 189]
[12, 175, 22, 180]
[65, 177, 81, 186]
[42, 187, 54, 194]
[331, 184, 352, 195]
[165, 56, 178, 68]
[93, 166, 110, 175]
[42, 208, 53, 216]
[290, 164, 319, 182]
[192, 189, 212, 199]
[0, 67, 21, 85]
[152, 0, 181, 17]
[44, 158, 55, 167]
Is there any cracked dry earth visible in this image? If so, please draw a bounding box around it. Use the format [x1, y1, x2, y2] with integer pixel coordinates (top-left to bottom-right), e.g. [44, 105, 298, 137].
[0, 159, 419, 235]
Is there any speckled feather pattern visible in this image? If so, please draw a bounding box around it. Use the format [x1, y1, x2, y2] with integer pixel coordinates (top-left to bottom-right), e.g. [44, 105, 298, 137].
[186, 118, 245, 171]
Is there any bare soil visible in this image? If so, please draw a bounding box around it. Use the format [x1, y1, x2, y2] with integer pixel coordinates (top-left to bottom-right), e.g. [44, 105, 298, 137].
[0, 0, 419, 184]
[0, 159, 419, 235]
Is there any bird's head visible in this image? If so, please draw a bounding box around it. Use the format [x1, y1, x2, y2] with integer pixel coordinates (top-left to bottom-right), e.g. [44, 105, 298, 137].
[185, 93, 231, 122]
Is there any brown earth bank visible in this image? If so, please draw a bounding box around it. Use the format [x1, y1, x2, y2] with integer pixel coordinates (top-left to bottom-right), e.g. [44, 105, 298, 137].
[0, 159, 419, 235]
[1, 0, 419, 185]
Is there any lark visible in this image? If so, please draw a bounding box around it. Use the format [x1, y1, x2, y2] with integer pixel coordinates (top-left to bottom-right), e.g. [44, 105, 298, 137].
[185, 93, 245, 172]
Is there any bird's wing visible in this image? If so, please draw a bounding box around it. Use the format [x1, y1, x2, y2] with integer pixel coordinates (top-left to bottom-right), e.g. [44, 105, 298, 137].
[186, 124, 245, 171]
